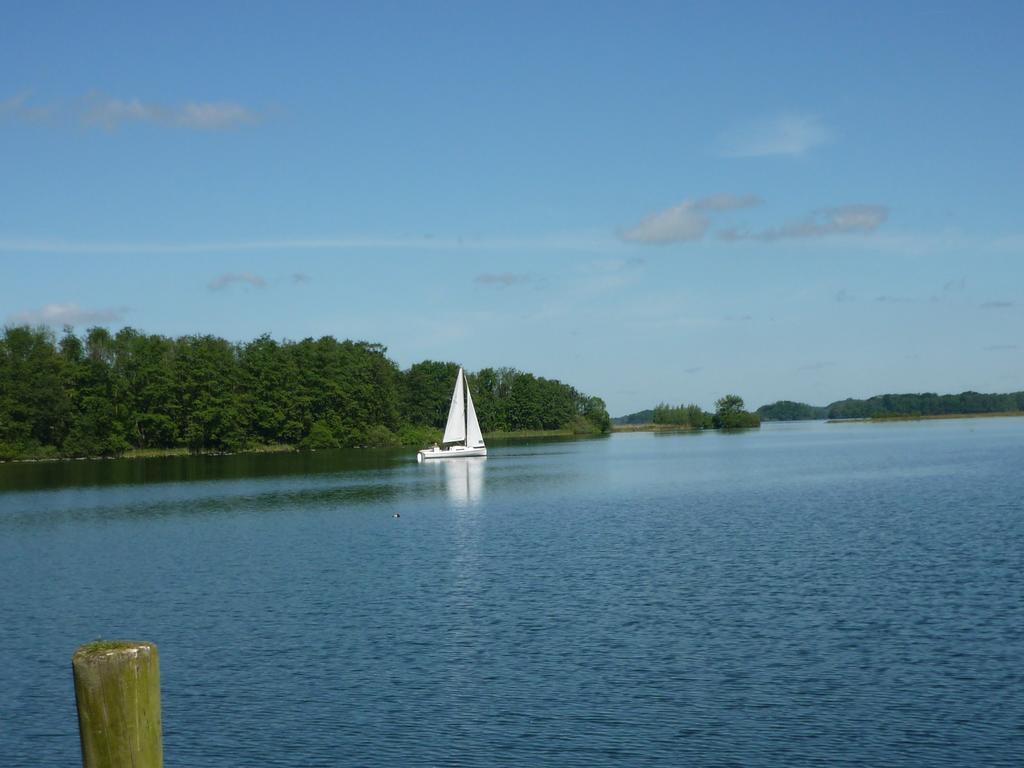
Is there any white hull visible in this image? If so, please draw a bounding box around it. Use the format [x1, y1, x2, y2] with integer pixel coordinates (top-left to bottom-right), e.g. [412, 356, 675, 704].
[417, 445, 487, 461]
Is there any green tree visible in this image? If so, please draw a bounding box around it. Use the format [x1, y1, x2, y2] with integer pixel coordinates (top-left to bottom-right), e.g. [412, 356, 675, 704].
[713, 394, 760, 429]
[174, 335, 247, 452]
[0, 325, 70, 457]
[401, 360, 461, 427]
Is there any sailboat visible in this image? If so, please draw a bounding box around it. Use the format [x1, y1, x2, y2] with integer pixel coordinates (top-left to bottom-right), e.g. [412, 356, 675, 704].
[417, 367, 487, 461]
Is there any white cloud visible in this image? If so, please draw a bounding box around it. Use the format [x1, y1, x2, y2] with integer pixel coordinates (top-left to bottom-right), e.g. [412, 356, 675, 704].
[82, 93, 258, 130]
[693, 194, 763, 211]
[980, 300, 1014, 309]
[0, 93, 52, 122]
[621, 201, 709, 244]
[177, 102, 256, 129]
[719, 205, 889, 241]
[719, 113, 831, 157]
[82, 97, 159, 128]
[621, 194, 763, 245]
[7, 303, 126, 326]
[208, 272, 267, 290]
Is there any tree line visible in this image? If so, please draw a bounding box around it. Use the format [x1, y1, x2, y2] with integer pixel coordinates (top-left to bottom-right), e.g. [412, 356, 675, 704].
[0, 325, 611, 460]
[651, 394, 761, 429]
[758, 391, 1024, 421]
[755, 400, 829, 421]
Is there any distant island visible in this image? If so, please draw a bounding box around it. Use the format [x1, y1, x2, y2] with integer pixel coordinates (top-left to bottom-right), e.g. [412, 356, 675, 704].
[614, 395, 761, 431]
[757, 391, 1024, 421]
[615, 390, 1024, 428]
[0, 325, 611, 461]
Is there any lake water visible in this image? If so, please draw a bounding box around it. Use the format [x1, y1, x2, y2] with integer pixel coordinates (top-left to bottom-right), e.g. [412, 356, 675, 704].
[1, 419, 1022, 766]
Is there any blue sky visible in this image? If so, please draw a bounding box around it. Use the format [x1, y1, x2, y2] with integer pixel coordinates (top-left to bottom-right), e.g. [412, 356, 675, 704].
[2, 1, 1021, 415]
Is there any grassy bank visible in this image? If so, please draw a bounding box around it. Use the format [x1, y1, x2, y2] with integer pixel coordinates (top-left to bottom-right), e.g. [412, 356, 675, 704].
[123, 443, 298, 459]
[611, 423, 702, 433]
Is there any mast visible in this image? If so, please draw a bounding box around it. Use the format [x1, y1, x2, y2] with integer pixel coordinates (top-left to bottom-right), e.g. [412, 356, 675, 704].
[463, 368, 468, 446]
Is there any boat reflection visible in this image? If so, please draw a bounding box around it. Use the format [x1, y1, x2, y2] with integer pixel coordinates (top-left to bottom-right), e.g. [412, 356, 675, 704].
[442, 457, 486, 506]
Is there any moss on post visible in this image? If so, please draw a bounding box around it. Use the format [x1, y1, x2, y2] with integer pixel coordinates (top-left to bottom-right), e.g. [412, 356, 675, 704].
[72, 640, 163, 768]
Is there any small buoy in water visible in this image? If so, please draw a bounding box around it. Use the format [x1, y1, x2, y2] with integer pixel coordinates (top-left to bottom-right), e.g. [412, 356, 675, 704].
[393, 513, 400, 518]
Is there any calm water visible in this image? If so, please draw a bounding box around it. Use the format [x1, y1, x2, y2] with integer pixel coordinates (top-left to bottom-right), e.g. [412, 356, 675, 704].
[1, 420, 1022, 766]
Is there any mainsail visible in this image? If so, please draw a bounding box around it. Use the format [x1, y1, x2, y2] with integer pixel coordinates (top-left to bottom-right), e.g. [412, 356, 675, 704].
[442, 368, 466, 444]
[465, 378, 484, 447]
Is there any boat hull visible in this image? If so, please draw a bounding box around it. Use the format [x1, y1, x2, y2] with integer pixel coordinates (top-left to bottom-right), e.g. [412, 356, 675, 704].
[417, 445, 487, 461]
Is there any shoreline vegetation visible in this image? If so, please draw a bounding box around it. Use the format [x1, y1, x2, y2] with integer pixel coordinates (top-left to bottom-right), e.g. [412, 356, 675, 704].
[613, 395, 762, 432]
[2, 429, 601, 464]
[755, 391, 1024, 422]
[0, 325, 611, 462]
[615, 390, 1024, 429]
[833, 410, 1024, 423]
[611, 423, 702, 433]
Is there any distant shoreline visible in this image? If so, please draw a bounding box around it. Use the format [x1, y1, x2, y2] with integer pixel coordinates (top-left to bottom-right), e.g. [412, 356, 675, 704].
[7, 414, 1022, 464]
[829, 411, 1024, 424]
[0, 429, 596, 464]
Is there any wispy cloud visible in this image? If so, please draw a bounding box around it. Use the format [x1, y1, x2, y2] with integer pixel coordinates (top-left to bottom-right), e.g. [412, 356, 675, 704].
[692, 194, 763, 211]
[718, 113, 831, 157]
[291, 272, 311, 284]
[874, 295, 913, 304]
[208, 272, 267, 290]
[0, 233, 620, 256]
[0, 92, 52, 122]
[984, 344, 1018, 351]
[980, 300, 1015, 309]
[82, 93, 258, 130]
[621, 201, 708, 244]
[684, 366, 703, 374]
[834, 289, 855, 303]
[2, 91, 260, 130]
[475, 273, 532, 287]
[720, 205, 888, 242]
[621, 194, 761, 245]
[176, 102, 256, 130]
[7, 303, 126, 326]
[943, 277, 967, 292]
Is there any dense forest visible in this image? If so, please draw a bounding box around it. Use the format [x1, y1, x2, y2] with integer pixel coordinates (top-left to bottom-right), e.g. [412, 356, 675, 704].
[756, 401, 829, 421]
[611, 409, 654, 426]
[652, 402, 712, 429]
[758, 391, 1024, 421]
[0, 325, 611, 460]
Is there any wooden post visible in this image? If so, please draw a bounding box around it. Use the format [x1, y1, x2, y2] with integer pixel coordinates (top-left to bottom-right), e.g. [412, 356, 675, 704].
[72, 640, 163, 768]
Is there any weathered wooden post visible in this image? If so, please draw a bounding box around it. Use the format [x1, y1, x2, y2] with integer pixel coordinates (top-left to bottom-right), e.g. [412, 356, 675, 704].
[71, 640, 163, 768]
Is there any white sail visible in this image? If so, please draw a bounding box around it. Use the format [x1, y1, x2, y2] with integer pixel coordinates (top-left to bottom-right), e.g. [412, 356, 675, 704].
[465, 377, 484, 447]
[442, 368, 466, 444]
